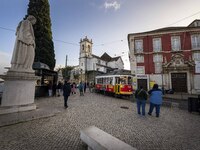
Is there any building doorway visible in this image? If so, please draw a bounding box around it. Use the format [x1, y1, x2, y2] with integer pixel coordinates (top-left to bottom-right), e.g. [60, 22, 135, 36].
[171, 73, 187, 93]
[137, 79, 148, 91]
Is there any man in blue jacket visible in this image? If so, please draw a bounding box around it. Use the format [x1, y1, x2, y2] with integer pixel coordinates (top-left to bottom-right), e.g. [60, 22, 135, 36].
[148, 84, 163, 117]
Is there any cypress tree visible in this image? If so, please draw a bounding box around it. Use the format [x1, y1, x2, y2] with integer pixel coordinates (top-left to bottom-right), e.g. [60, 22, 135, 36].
[26, 0, 56, 70]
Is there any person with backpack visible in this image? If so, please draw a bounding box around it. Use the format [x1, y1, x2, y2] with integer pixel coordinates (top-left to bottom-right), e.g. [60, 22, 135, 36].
[135, 86, 148, 116]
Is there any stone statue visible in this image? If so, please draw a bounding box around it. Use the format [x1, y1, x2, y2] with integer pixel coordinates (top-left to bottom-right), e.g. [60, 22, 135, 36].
[10, 15, 36, 72]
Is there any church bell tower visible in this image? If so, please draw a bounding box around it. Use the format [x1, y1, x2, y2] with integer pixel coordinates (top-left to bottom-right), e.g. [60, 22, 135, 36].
[79, 36, 93, 79]
[79, 36, 93, 58]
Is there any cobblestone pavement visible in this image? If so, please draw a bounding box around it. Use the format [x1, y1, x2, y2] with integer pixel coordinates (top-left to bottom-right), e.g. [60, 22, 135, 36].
[0, 92, 200, 150]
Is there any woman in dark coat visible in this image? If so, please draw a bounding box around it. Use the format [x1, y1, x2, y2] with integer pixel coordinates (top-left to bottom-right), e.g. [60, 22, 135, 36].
[63, 80, 71, 108]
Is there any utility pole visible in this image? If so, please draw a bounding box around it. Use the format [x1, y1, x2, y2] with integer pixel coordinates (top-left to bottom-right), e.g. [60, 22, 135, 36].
[65, 55, 68, 67]
[65, 55, 68, 79]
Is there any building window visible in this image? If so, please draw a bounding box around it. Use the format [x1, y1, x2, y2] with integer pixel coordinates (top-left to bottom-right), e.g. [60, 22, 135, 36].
[135, 40, 143, 53]
[136, 55, 144, 63]
[193, 21, 200, 27]
[136, 66, 145, 74]
[81, 63, 83, 66]
[171, 36, 181, 51]
[130, 39, 134, 51]
[153, 54, 163, 62]
[98, 59, 100, 64]
[153, 38, 162, 52]
[154, 62, 162, 73]
[193, 52, 200, 61]
[82, 45, 84, 51]
[88, 45, 91, 52]
[191, 34, 200, 50]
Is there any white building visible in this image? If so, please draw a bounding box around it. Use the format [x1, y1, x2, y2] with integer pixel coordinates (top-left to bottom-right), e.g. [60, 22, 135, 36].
[76, 36, 124, 83]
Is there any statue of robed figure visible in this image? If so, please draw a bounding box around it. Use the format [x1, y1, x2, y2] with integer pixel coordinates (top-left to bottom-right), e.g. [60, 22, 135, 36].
[10, 15, 36, 72]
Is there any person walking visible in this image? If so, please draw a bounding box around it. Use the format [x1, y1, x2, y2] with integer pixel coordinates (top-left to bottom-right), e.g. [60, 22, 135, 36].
[52, 82, 57, 97]
[148, 84, 163, 117]
[63, 80, 71, 108]
[79, 82, 84, 96]
[57, 81, 62, 96]
[89, 83, 93, 93]
[48, 81, 53, 97]
[135, 86, 148, 116]
[71, 82, 76, 95]
[84, 82, 87, 93]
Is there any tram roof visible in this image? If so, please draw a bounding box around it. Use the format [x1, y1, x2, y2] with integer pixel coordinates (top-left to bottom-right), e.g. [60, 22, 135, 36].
[96, 69, 133, 77]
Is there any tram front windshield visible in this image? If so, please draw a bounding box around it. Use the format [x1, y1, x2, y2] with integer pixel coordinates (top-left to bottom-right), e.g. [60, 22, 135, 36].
[119, 76, 132, 85]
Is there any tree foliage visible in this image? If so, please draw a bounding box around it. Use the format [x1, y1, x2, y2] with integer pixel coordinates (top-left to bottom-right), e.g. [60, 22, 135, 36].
[26, 0, 56, 70]
[62, 66, 74, 80]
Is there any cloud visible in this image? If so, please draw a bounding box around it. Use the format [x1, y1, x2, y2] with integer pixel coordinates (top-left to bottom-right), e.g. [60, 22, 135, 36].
[104, 1, 121, 11]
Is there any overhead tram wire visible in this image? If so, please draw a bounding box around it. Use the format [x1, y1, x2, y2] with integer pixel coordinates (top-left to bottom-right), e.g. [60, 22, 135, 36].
[166, 10, 200, 26]
[94, 39, 127, 46]
[0, 26, 79, 46]
[0, 27, 125, 48]
[1, 9, 200, 47]
[0, 26, 15, 32]
[92, 11, 200, 47]
[53, 39, 79, 46]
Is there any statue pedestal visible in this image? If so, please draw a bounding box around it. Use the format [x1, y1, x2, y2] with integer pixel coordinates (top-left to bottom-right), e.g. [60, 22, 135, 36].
[0, 71, 39, 115]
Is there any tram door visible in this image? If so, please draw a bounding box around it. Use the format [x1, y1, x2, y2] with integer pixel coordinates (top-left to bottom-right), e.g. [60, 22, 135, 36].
[137, 79, 148, 91]
[115, 77, 120, 94]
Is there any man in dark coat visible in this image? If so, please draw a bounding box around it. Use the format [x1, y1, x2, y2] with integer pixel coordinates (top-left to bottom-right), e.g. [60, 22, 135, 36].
[63, 80, 71, 108]
[135, 86, 148, 116]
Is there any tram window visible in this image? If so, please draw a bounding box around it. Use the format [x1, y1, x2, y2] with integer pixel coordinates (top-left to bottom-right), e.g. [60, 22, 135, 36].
[106, 78, 108, 84]
[110, 78, 113, 84]
[128, 76, 132, 84]
[97, 78, 102, 84]
[115, 77, 120, 84]
[103, 78, 106, 84]
[120, 76, 127, 85]
[96, 78, 99, 84]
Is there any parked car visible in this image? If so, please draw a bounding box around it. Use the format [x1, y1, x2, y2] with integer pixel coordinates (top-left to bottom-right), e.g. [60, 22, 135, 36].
[165, 88, 175, 94]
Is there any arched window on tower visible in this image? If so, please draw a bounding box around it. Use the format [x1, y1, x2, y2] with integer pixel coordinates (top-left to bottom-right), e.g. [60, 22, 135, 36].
[82, 45, 84, 51]
[88, 45, 91, 52]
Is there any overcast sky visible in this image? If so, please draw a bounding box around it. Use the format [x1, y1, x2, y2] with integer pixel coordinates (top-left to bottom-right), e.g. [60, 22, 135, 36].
[1, 0, 200, 74]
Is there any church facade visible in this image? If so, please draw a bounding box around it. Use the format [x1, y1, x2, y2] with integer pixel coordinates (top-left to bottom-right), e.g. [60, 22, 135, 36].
[71, 36, 124, 83]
